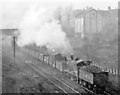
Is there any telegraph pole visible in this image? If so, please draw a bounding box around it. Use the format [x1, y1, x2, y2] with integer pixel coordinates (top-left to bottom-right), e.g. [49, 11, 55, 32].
[77, 66, 80, 84]
[13, 36, 16, 62]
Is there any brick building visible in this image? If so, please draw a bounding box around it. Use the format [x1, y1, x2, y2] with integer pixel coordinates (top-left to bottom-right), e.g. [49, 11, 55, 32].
[74, 8, 103, 37]
[74, 7, 118, 38]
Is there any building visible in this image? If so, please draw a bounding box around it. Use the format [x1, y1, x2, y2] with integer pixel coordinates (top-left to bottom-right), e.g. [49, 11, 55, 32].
[117, 1, 120, 25]
[74, 8, 103, 38]
[74, 7, 118, 38]
[118, 1, 120, 9]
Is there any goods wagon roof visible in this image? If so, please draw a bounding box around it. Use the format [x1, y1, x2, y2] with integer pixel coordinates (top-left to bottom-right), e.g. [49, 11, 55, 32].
[43, 54, 49, 56]
[55, 53, 67, 61]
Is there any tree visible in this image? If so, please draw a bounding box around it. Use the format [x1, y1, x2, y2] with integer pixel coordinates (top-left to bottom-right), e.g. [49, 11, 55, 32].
[65, 5, 73, 25]
[54, 5, 74, 36]
[54, 6, 63, 24]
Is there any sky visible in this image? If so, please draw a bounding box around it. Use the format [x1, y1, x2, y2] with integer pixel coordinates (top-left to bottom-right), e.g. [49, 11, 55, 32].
[1, 0, 119, 28]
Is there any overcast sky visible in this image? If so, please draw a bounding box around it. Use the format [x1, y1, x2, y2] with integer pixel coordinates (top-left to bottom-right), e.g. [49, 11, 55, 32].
[1, 0, 119, 28]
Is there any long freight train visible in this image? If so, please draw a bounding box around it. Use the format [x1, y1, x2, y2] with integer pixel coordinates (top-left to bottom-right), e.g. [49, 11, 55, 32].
[24, 47, 118, 95]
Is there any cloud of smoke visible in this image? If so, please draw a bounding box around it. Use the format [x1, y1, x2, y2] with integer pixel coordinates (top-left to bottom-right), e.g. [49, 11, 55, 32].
[17, 4, 73, 55]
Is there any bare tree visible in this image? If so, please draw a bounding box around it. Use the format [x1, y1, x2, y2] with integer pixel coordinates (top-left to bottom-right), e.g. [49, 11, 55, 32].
[54, 5, 74, 36]
[54, 6, 63, 24]
[65, 5, 73, 24]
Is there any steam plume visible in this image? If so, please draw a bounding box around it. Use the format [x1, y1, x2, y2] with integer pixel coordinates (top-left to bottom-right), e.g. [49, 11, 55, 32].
[17, 5, 73, 55]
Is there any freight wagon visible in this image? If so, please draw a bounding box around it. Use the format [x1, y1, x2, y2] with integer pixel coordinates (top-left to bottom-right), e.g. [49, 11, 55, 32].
[54, 53, 67, 71]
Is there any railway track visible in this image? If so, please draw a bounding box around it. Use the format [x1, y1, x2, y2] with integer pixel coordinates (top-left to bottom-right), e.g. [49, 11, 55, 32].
[2, 63, 69, 94]
[25, 62, 81, 94]
[31, 61, 97, 95]
[3, 63, 28, 76]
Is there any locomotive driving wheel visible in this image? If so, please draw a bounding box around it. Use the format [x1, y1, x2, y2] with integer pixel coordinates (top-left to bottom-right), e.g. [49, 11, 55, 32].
[87, 83, 92, 90]
[83, 81, 87, 87]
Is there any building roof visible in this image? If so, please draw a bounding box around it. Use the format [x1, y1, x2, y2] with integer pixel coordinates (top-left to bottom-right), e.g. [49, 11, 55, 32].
[98, 9, 118, 17]
[97, 10, 110, 16]
[74, 8, 118, 18]
[119, 1, 120, 9]
[2, 29, 18, 36]
[74, 8, 98, 18]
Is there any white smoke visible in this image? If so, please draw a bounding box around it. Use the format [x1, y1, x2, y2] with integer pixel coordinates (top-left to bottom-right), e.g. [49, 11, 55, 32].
[17, 4, 73, 55]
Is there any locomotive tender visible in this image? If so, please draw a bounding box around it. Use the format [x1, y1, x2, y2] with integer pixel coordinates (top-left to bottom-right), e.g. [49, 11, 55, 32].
[78, 65, 108, 93]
